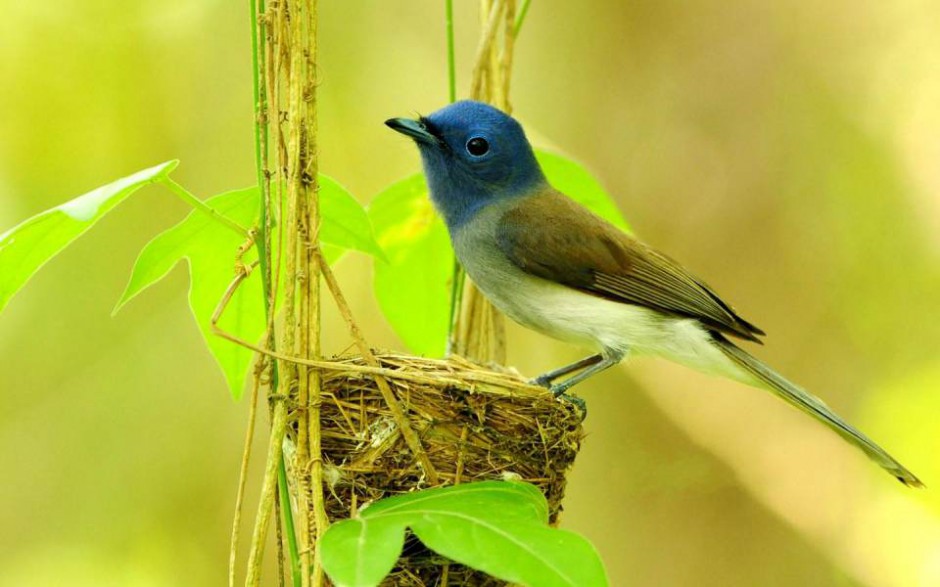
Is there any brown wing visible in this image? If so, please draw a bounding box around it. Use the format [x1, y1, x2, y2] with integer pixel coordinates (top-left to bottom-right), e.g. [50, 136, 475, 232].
[495, 189, 765, 342]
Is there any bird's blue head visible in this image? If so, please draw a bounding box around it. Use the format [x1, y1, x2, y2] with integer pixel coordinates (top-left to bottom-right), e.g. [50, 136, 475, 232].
[386, 100, 546, 230]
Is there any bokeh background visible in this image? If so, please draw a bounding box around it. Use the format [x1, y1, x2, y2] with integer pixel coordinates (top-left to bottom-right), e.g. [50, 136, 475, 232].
[2, 1, 939, 585]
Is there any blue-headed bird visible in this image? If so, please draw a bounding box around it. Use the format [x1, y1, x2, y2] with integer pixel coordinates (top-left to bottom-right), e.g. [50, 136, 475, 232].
[386, 100, 921, 487]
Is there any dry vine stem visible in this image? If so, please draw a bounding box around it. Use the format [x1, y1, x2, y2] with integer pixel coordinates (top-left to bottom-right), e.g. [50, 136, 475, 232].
[223, 0, 584, 585]
[454, 0, 517, 364]
[239, 0, 439, 585]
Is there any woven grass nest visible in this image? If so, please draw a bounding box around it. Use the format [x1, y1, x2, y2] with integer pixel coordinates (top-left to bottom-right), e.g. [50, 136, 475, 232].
[286, 352, 585, 586]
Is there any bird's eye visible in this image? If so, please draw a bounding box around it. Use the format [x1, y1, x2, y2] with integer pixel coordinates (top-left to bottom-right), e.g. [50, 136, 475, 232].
[465, 137, 489, 156]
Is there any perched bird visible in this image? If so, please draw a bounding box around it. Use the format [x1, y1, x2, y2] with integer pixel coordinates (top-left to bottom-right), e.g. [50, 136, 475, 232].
[386, 100, 922, 487]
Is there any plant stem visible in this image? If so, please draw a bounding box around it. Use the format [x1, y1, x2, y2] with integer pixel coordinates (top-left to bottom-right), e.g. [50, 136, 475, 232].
[444, 0, 462, 353]
[446, 258, 465, 355]
[247, 0, 302, 583]
[229, 364, 262, 587]
[160, 177, 249, 238]
[278, 457, 302, 587]
[452, 0, 512, 362]
[514, 0, 532, 35]
[445, 0, 456, 103]
[250, 0, 266, 199]
[300, 2, 330, 584]
[248, 0, 274, 336]
[245, 400, 290, 586]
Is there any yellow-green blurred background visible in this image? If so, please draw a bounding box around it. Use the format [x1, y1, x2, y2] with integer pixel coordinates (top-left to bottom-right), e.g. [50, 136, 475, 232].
[2, 1, 939, 585]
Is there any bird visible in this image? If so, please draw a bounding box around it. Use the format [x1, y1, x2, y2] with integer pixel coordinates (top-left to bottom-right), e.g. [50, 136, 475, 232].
[385, 99, 922, 488]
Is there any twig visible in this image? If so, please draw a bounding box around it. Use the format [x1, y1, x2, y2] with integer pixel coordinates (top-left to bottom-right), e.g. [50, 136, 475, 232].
[233, 2, 268, 576]
[281, 0, 313, 582]
[446, 257, 465, 355]
[514, 0, 532, 35]
[244, 396, 290, 586]
[445, 0, 457, 103]
[274, 480, 287, 587]
[453, 0, 518, 364]
[295, 0, 329, 584]
[499, 0, 516, 113]
[469, 0, 507, 100]
[210, 275, 540, 392]
[244, 0, 304, 582]
[160, 176, 249, 238]
[278, 456, 300, 584]
[228, 357, 264, 587]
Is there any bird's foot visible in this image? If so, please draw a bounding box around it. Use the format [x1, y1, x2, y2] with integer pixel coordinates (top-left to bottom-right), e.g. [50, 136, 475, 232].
[551, 385, 587, 421]
[529, 376, 587, 419]
[557, 393, 587, 420]
[530, 374, 554, 389]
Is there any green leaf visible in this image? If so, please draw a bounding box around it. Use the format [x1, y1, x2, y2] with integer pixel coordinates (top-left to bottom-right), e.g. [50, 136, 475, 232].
[114, 187, 263, 399]
[0, 160, 178, 313]
[369, 174, 453, 357]
[320, 175, 387, 261]
[320, 481, 608, 587]
[319, 517, 405, 587]
[370, 151, 627, 356]
[114, 177, 381, 398]
[535, 149, 629, 231]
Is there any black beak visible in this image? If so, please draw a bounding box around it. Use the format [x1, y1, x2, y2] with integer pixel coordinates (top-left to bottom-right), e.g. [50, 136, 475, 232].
[385, 117, 439, 145]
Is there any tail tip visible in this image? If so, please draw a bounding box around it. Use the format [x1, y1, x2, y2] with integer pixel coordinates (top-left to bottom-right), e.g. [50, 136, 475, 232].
[898, 473, 926, 489]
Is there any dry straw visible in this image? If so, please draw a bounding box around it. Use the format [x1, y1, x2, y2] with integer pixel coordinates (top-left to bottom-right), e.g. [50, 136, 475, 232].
[223, 1, 587, 585]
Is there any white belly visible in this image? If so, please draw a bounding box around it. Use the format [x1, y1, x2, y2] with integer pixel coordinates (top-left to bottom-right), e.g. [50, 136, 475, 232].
[479, 269, 739, 379]
[451, 201, 745, 382]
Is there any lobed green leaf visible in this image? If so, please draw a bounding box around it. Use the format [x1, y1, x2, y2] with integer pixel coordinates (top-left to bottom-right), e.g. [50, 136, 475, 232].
[320, 175, 387, 261]
[369, 174, 453, 357]
[114, 177, 381, 398]
[0, 160, 178, 313]
[114, 187, 263, 399]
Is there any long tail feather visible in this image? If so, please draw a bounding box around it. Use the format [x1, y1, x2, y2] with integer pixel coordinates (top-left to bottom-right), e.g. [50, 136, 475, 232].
[712, 334, 923, 488]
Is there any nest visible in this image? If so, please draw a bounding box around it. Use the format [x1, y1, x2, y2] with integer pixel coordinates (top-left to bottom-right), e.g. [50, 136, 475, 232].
[286, 353, 585, 586]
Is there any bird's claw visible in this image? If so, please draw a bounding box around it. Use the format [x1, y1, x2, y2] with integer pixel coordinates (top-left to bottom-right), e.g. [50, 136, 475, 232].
[556, 392, 587, 420]
[529, 375, 553, 389]
[528, 377, 587, 419]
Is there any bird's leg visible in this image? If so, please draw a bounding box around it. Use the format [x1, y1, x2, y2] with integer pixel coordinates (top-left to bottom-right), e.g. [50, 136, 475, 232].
[529, 350, 626, 420]
[548, 348, 625, 397]
[530, 354, 604, 388]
